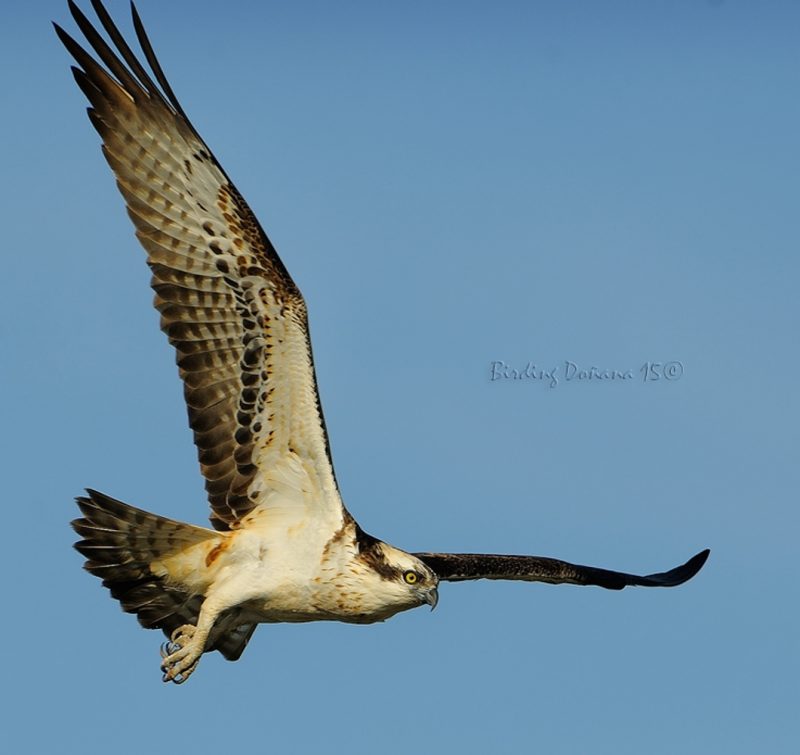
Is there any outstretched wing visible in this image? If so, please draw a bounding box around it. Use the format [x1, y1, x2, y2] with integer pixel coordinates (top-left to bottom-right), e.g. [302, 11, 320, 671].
[56, 1, 342, 530]
[414, 549, 710, 590]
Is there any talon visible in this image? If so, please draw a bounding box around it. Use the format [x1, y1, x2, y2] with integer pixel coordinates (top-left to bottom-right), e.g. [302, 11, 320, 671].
[160, 640, 179, 658]
[159, 624, 202, 684]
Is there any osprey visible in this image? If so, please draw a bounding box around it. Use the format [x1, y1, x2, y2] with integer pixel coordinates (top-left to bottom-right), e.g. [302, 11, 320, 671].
[57, 0, 709, 685]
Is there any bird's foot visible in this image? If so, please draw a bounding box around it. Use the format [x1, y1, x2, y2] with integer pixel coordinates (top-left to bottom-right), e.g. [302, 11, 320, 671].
[160, 625, 202, 684]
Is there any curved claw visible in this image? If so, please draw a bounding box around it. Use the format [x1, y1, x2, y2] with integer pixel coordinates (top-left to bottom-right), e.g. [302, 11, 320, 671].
[160, 641, 180, 659]
[159, 623, 202, 684]
[161, 656, 200, 685]
[162, 669, 189, 684]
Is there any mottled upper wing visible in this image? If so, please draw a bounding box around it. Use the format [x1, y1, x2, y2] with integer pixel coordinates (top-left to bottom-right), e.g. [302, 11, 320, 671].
[56, 1, 342, 530]
[414, 549, 710, 589]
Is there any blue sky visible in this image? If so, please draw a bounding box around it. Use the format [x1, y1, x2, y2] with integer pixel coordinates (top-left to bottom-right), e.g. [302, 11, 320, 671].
[1, 1, 797, 752]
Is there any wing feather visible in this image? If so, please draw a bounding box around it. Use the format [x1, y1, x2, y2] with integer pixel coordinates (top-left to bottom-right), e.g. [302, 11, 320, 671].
[415, 549, 710, 590]
[57, 2, 343, 530]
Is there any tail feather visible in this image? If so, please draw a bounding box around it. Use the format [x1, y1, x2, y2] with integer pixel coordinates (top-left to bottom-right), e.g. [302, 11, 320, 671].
[72, 489, 256, 661]
[74, 490, 212, 567]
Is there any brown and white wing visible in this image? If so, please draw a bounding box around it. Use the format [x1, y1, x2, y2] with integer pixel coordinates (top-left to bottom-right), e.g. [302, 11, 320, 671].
[57, 1, 343, 531]
[414, 549, 710, 590]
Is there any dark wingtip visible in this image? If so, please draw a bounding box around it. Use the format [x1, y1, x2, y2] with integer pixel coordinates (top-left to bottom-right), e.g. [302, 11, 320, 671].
[53, 20, 76, 50]
[644, 548, 710, 587]
[681, 547, 711, 580]
[687, 547, 711, 577]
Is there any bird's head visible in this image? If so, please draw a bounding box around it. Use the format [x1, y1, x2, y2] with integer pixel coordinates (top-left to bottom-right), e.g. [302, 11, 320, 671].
[353, 536, 439, 617]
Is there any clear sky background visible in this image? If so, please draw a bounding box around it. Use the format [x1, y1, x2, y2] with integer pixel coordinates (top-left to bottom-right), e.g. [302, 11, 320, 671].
[1, 1, 797, 753]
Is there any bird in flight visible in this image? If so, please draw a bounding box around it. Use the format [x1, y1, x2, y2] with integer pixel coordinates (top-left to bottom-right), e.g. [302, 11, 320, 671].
[57, 0, 709, 684]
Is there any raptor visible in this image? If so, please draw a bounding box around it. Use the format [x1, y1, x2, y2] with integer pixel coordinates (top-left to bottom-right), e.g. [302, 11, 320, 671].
[58, 0, 709, 684]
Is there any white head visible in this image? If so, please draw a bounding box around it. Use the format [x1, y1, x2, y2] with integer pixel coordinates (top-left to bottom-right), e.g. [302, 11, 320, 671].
[343, 536, 439, 622]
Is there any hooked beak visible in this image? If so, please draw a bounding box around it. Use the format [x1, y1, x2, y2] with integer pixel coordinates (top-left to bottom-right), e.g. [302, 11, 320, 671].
[421, 586, 439, 611]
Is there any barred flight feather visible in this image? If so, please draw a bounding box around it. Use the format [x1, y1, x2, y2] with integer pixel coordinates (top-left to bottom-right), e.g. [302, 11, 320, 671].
[56, 0, 343, 532]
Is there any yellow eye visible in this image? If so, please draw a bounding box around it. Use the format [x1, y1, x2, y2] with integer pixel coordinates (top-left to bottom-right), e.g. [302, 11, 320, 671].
[403, 570, 419, 585]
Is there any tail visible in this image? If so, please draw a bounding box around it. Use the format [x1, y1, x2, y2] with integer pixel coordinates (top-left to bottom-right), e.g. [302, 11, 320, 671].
[72, 490, 256, 661]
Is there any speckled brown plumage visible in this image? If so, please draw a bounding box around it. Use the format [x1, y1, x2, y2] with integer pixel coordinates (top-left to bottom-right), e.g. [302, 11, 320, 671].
[56, 0, 338, 532]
